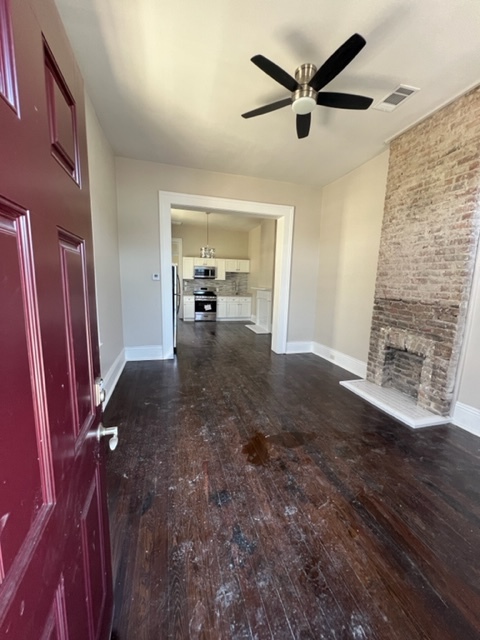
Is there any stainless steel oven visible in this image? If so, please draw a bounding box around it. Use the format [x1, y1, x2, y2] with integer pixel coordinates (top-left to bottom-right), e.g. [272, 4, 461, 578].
[194, 290, 217, 321]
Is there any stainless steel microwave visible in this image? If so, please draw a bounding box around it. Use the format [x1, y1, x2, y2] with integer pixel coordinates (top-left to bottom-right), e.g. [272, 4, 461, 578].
[194, 265, 217, 279]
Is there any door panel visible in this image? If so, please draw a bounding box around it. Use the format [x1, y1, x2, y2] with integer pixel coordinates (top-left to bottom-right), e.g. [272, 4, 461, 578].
[0, 0, 113, 637]
[58, 231, 95, 439]
[80, 470, 108, 640]
[0, 0, 19, 111]
[44, 40, 79, 181]
[0, 197, 54, 582]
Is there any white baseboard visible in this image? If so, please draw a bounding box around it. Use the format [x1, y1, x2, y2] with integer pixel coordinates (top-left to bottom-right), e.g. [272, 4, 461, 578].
[125, 345, 164, 361]
[102, 349, 126, 407]
[286, 341, 314, 354]
[452, 402, 480, 438]
[312, 342, 367, 378]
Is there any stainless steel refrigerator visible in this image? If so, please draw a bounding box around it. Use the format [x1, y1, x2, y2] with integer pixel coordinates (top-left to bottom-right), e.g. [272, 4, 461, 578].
[172, 264, 181, 352]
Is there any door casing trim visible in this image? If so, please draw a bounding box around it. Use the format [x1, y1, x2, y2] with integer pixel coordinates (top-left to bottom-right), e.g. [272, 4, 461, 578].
[158, 191, 294, 358]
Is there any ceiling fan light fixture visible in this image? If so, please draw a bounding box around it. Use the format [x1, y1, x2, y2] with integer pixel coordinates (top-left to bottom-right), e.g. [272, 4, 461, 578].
[292, 95, 316, 115]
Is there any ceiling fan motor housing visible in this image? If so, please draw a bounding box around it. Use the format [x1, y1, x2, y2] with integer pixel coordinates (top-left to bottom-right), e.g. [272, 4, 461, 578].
[292, 63, 317, 114]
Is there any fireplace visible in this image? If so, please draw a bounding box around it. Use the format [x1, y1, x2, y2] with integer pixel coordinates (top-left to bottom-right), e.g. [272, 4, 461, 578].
[367, 323, 441, 413]
[382, 348, 424, 399]
[342, 86, 480, 426]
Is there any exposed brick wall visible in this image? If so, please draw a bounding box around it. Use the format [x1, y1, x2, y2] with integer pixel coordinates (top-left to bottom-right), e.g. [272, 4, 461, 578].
[367, 86, 480, 415]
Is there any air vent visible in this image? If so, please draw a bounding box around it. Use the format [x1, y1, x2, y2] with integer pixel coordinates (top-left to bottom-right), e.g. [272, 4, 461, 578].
[373, 85, 420, 112]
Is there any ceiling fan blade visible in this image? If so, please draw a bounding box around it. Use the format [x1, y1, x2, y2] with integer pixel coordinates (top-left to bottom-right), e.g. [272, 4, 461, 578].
[251, 55, 299, 92]
[309, 33, 366, 92]
[241, 98, 291, 119]
[296, 113, 311, 139]
[316, 92, 373, 110]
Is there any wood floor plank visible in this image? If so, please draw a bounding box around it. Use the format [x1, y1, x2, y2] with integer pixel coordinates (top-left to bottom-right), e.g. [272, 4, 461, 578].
[207, 408, 310, 638]
[209, 383, 354, 637]
[105, 322, 480, 639]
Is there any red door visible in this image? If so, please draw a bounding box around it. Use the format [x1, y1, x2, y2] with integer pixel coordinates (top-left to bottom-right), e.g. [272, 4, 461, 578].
[0, 0, 113, 637]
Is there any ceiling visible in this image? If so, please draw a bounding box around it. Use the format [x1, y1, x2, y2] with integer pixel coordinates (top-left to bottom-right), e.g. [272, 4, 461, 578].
[54, 0, 480, 188]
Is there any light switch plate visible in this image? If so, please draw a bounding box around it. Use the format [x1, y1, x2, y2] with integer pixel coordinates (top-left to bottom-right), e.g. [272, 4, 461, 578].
[152, 273, 160, 281]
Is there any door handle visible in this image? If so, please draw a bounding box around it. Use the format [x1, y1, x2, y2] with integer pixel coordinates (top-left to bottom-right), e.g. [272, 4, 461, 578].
[97, 424, 119, 450]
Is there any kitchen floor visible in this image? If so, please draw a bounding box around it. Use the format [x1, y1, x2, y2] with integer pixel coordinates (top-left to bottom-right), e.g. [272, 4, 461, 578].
[105, 322, 480, 639]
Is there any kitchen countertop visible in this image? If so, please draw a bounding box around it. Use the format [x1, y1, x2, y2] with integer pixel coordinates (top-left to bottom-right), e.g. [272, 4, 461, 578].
[184, 292, 252, 297]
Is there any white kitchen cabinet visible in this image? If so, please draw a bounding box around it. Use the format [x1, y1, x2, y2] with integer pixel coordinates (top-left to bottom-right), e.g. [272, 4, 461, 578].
[240, 260, 250, 273]
[183, 295, 194, 320]
[182, 257, 194, 279]
[241, 298, 252, 318]
[226, 301, 238, 318]
[225, 259, 250, 273]
[227, 297, 251, 318]
[217, 297, 228, 318]
[194, 257, 216, 267]
[216, 296, 251, 320]
[183, 256, 248, 277]
[215, 258, 226, 280]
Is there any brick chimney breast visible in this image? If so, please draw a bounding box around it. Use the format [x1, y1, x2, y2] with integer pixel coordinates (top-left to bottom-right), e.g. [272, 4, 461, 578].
[366, 86, 480, 416]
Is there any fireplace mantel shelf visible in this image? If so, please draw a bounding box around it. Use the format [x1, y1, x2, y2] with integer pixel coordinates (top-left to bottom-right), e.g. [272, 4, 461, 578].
[340, 379, 451, 429]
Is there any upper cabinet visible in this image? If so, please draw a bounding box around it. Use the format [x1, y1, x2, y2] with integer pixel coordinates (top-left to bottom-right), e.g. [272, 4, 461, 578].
[182, 257, 249, 279]
[225, 259, 250, 273]
[183, 257, 194, 279]
[215, 259, 226, 280]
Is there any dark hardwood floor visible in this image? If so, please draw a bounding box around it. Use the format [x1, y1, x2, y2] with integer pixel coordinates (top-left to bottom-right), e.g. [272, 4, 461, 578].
[104, 321, 480, 639]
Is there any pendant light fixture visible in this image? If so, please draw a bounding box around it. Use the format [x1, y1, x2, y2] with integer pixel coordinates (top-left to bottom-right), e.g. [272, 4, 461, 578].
[200, 212, 215, 258]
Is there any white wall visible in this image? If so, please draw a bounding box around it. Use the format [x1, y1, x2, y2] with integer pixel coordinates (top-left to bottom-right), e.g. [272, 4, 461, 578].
[115, 157, 322, 348]
[85, 97, 125, 399]
[315, 151, 389, 363]
[248, 225, 261, 292]
[248, 220, 276, 317]
[456, 240, 480, 412]
[171, 223, 249, 258]
[248, 221, 275, 287]
[258, 220, 276, 289]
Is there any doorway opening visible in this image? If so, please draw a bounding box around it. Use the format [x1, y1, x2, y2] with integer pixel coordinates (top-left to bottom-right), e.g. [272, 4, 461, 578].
[159, 192, 294, 359]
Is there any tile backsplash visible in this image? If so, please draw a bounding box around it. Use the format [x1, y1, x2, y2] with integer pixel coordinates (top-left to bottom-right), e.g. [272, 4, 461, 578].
[184, 272, 249, 296]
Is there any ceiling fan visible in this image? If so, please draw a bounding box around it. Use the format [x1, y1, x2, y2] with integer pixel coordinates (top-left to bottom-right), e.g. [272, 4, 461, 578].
[241, 33, 373, 139]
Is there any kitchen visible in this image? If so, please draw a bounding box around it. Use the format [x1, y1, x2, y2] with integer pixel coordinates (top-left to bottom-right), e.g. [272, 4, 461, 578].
[171, 209, 275, 336]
